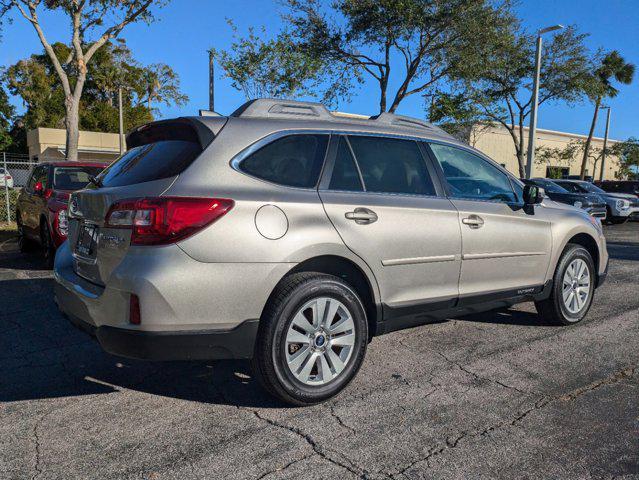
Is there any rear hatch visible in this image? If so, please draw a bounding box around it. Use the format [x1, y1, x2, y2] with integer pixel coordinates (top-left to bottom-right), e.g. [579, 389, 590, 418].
[68, 117, 225, 286]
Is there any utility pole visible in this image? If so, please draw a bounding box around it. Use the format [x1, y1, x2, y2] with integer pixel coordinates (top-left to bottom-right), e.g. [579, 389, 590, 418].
[525, 24, 564, 179]
[118, 86, 125, 154]
[3, 152, 10, 223]
[599, 107, 611, 181]
[209, 50, 215, 112]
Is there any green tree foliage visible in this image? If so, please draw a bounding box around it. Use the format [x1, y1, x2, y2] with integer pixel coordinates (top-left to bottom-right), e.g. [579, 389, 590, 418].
[218, 0, 515, 113]
[579, 51, 635, 179]
[431, 25, 591, 178]
[0, 74, 15, 150]
[214, 22, 326, 100]
[535, 139, 607, 178]
[611, 138, 639, 180]
[5, 40, 187, 149]
[0, 0, 170, 160]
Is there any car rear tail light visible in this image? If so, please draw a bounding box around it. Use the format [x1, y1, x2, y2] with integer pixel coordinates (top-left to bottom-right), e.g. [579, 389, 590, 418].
[129, 294, 141, 325]
[56, 209, 68, 237]
[105, 197, 234, 246]
[44, 189, 53, 199]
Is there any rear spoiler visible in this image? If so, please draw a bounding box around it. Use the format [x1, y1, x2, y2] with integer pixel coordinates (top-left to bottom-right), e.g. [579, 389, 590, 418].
[126, 117, 227, 151]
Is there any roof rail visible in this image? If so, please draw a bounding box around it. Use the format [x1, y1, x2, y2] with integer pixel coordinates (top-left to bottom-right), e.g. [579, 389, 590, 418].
[230, 98, 452, 137]
[231, 98, 333, 120]
[371, 112, 448, 135]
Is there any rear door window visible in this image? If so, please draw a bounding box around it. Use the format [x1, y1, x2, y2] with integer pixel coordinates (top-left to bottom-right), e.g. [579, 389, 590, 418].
[346, 136, 435, 195]
[329, 137, 364, 192]
[240, 134, 329, 188]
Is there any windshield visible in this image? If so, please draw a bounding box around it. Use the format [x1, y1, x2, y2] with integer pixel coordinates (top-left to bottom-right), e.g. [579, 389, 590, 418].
[53, 166, 104, 190]
[574, 182, 605, 194]
[555, 181, 588, 194]
[530, 179, 569, 194]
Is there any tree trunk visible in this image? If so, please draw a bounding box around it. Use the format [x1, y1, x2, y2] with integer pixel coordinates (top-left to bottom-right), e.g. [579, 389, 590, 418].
[580, 99, 600, 180]
[65, 95, 80, 161]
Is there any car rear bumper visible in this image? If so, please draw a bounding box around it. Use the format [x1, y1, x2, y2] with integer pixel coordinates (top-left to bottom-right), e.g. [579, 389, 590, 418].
[65, 312, 259, 360]
[53, 241, 294, 360]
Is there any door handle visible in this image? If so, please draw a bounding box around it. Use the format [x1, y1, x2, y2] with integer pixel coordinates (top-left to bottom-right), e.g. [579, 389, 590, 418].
[462, 215, 484, 229]
[345, 207, 378, 225]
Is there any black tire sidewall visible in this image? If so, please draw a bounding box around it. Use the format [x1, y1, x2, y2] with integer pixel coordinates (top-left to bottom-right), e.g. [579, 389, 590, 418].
[553, 246, 595, 323]
[269, 277, 367, 404]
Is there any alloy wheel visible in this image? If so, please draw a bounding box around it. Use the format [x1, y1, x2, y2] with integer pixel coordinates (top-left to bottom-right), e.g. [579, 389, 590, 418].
[284, 297, 356, 386]
[562, 258, 591, 315]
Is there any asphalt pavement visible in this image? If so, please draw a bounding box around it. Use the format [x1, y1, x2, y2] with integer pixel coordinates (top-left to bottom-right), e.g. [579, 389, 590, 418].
[0, 223, 637, 479]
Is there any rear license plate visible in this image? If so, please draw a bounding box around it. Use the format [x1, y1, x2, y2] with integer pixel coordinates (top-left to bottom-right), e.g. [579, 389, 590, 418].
[76, 224, 98, 257]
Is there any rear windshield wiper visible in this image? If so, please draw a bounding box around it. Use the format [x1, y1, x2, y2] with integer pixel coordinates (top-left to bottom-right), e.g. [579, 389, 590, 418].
[88, 175, 103, 188]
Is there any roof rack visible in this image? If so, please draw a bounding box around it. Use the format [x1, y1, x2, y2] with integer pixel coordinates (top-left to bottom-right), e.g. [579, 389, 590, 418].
[231, 98, 451, 137]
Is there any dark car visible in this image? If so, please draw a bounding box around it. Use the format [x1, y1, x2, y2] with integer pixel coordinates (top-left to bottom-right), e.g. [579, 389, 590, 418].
[555, 179, 639, 224]
[522, 178, 607, 219]
[594, 180, 639, 198]
[16, 161, 108, 265]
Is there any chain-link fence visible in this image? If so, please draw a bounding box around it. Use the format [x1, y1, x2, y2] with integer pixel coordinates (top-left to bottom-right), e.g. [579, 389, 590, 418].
[1, 153, 37, 224]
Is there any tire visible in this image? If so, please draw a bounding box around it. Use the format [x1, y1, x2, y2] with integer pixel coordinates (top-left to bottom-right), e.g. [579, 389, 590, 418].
[535, 244, 595, 326]
[16, 213, 34, 253]
[251, 272, 368, 406]
[40, 220, 55, 268]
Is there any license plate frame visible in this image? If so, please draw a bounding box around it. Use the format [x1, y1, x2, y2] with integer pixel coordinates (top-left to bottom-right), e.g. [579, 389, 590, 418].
[76, 223, 98, 258]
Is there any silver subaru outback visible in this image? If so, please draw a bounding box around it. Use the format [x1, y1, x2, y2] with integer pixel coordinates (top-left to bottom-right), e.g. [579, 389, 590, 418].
[54, 99, 608, 405]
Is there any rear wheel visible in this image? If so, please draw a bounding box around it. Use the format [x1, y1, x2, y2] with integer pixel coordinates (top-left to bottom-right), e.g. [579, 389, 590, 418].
[535, 244, 595, 325]
[40, 220, 55, 268]
[251, 272, 368, 406]
[16, 213, 34, 253]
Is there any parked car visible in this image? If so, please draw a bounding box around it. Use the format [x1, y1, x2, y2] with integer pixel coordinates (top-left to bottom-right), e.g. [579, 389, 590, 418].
[0, 167, 14, 189]
[521, 178, 607, 219]
[16, 161, 108, 265]
[554, 179, 639, 224]
[594, 180, 639, 198]
[54, 99, 609, 405]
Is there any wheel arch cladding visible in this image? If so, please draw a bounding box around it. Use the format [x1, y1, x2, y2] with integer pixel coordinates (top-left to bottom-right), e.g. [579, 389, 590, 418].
[270, 255, 379, 338]
[565, 233, 600, 282]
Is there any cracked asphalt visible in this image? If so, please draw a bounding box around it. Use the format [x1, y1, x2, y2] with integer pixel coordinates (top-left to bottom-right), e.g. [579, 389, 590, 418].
[1, 222, 638, 479]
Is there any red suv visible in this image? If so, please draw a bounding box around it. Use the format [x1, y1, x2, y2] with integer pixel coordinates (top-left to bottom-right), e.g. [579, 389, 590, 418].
[16, 161, 108, 265]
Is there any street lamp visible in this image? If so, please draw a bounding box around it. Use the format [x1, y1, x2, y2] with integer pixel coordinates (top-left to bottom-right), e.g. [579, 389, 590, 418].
[599, 107, 611, 181]
[525, 24, 564, 179]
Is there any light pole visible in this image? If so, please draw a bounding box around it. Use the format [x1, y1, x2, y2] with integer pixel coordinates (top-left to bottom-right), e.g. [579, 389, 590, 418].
[599, 107, 611, 181]
[118, 86, 125, 154]
[209, 50, 215, 112]
[525, 24, 564, 179]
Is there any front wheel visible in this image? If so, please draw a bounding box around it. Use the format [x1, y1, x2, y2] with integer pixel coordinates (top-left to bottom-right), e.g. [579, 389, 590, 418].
[251, 272, 368, 406]
[535, 244, 595, 325]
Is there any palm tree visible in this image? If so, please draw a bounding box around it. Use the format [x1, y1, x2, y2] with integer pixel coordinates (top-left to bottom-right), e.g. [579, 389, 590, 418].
[580, 51, 635, 179]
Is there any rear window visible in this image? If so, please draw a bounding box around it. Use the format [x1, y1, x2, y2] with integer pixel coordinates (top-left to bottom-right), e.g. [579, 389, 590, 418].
[239, 134, 329, 188]
[53, 166, 104, 190]
[97, 140, 201, 187]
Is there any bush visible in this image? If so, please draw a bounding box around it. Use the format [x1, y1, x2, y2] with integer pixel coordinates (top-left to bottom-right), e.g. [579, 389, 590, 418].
[0, 188, 20, 223]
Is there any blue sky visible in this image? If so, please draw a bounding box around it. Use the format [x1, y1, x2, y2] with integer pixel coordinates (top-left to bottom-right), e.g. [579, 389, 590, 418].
[2, 0, 638, 140]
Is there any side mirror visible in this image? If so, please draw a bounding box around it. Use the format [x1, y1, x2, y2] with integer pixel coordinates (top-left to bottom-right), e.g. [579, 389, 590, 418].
[34, 181, 44, 195]
[523, 184, 544, 205]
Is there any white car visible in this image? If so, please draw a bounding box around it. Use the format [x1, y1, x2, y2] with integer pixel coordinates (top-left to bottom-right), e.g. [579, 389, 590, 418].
[0, 168, 14, 189]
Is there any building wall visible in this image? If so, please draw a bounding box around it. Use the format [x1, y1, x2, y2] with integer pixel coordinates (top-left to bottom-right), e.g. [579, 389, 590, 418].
[470, 124, 621, 180]
[27, 128, 122, 162]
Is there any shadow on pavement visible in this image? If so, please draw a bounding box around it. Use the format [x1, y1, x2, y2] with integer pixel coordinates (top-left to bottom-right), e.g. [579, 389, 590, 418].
[0, 276, 283, 408]
[453, 307, 559, 327]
